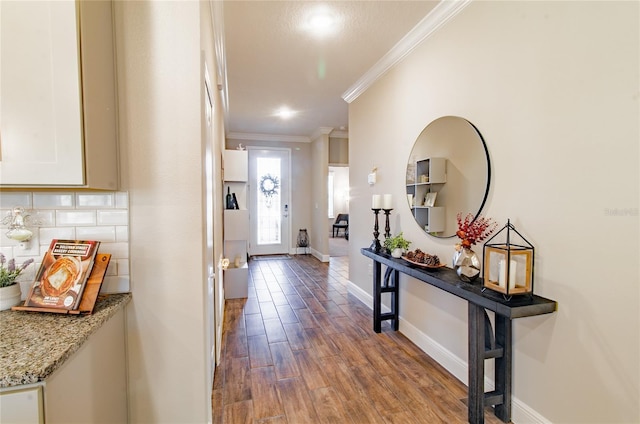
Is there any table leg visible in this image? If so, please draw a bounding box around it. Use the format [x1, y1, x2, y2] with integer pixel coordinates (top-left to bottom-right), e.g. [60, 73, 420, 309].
[373, 260, 382, 333]
[494, 315, 512, 422]
[392, 269, 399, 331]
[468, 303, 485, 424]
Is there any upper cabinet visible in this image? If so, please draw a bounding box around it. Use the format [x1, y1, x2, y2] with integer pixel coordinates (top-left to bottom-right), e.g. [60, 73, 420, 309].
[0, 1, 118, 189]
[223, 150, 248, 182]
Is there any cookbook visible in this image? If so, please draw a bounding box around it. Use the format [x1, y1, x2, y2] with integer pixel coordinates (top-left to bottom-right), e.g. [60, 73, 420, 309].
[24, 240, 100, 310]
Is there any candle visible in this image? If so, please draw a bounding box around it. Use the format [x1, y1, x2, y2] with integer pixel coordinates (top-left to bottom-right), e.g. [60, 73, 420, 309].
[372, 194, 381, 209]
[383, 194, 393, 209]
[498, 258, 518, 289]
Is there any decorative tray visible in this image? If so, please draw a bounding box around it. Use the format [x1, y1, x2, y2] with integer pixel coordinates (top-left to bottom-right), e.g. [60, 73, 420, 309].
[401, 256, 447, 269]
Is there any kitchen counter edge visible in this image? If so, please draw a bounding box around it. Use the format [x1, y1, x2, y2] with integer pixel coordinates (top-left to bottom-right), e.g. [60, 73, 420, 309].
[0, 293, 132, 388]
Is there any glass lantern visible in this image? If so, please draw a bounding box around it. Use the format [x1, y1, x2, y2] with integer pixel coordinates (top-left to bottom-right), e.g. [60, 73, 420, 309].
[482, 219, 534, 298]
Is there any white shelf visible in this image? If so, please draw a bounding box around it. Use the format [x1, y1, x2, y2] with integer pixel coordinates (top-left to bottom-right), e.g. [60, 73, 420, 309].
[406, 157, 446, 234]
[223, 149, 249, 299]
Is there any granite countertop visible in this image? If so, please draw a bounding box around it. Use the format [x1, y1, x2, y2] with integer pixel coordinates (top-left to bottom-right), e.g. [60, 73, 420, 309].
[0, 293, 131, 388]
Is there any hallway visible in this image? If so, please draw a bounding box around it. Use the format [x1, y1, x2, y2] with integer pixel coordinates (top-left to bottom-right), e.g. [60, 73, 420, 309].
[212, 255, 505, 423]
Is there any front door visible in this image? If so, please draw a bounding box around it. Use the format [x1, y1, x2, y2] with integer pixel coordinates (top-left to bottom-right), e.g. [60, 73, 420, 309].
[248, 148, 290, 256]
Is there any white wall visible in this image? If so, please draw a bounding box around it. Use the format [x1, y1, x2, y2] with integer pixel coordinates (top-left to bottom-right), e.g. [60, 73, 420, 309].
[114, 1, 221, 422]
[348, 2, 638, 423]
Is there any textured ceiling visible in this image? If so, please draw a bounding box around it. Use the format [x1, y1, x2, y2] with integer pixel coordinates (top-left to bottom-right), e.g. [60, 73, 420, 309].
[222, 1, 438, 139]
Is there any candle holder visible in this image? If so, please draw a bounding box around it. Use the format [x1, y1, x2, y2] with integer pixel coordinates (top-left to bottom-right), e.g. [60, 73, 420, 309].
[482, 219, 534, 299]
[370, 208, 382, 252]
[382, 209, 393, 241]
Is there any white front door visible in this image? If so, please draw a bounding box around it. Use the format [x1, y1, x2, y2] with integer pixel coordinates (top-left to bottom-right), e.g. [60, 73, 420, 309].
[248, 148, 290, 256]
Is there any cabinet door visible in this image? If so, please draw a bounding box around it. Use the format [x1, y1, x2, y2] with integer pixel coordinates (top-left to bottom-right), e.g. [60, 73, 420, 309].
[0, 1, 85, 185]
[0, 386, 44, 424]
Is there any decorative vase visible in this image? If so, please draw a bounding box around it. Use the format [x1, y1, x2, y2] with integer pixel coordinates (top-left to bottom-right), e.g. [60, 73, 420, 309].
[391, 248, 403, 258]
[452, 247, 481, 282]
[0, 284, 22, 311]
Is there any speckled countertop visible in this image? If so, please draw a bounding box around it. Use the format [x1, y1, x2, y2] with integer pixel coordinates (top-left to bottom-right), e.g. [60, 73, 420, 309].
[0, 293, 131, 388]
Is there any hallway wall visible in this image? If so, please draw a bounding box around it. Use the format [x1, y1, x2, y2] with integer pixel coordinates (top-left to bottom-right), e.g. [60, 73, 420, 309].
[348, 2, 638, 422]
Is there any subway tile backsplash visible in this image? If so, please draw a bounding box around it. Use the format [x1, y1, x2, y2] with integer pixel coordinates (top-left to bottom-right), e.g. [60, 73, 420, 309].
[0, 191, 130, 297]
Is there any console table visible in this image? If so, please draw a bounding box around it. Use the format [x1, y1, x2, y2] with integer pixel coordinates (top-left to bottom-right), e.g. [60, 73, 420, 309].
[361, 248, 557, 424]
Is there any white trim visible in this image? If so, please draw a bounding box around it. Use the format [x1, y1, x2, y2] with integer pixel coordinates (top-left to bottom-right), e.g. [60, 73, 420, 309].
[310, 247, 330, 263]
[330, 130, 349, 139]
[227, 132, 311, 143]
[310, 127, 333, 141]
[210, 1, 229, 126]
[342, 0, 471, 103]
[346, 278, 552, 424]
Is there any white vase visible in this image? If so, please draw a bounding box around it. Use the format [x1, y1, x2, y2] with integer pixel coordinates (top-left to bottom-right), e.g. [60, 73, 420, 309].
[0, 284, 22, 311]
[391, 248, 404, 258]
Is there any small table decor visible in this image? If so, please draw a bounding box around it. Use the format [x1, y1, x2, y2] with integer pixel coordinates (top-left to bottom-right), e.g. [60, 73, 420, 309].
[483, 219, 534, 298]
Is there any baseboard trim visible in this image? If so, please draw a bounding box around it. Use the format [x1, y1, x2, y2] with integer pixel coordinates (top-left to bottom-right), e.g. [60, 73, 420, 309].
[310, 247, 330, 263]
[346, 279, 551, 424]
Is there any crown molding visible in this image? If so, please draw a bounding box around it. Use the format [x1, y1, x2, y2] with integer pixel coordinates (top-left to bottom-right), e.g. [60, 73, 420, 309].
[311, 127, 334, 141]
[226, 132, 312, 143]
[330, 130, 349, 139]
[210, 1, 229, 124]
[341, 0, 471, 104]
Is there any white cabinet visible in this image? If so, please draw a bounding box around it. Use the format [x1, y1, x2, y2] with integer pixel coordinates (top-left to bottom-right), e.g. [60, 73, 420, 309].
[223, 150, 248, 182]
[406, 157, 446, 234]
[0, 1, 118, 189]
[44, 307, 127, 423]
[0, 385, 44, 424]
[223, 150, 249, 299]
[0, 307, 126, 424]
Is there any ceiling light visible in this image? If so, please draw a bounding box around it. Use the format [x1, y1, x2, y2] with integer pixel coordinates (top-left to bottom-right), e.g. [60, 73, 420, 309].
[302, 6, 339, 38]
[309, 13, 334, 30]
[275, 107, 296, 120]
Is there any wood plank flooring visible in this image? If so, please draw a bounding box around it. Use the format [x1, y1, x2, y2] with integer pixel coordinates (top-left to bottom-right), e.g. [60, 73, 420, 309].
[212, 255, 507, 424]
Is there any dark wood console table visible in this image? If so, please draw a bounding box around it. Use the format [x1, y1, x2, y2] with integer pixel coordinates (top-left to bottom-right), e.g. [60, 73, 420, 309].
[361, 248, 557, 424]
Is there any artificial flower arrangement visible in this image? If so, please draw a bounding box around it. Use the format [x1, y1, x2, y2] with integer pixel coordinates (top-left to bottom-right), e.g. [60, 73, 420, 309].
[0, 253, 34, 288]
[455, 212, 497, 250]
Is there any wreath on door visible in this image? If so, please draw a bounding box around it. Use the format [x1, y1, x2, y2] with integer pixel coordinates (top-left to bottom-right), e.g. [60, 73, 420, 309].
[259, 174, 279, 199]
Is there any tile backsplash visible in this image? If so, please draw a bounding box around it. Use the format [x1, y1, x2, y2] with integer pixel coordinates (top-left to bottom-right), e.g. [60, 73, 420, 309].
[0, 191, 130, 298]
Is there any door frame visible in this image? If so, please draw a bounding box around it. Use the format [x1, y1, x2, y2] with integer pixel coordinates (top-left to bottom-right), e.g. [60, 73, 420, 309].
[247, 146, 292, 256]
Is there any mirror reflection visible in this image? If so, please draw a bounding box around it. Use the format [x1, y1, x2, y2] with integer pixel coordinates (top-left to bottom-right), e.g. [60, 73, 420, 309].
[405, 116, 490, 238]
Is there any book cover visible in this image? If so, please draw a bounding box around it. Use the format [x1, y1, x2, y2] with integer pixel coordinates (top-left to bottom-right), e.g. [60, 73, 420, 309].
[25, 240, 100, 310]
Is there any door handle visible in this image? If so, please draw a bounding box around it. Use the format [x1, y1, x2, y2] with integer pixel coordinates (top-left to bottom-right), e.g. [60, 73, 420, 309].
[284, 204, 289, 218]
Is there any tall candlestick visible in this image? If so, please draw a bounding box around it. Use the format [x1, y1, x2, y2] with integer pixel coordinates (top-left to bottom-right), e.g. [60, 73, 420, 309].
[383, 209, 393, 240]
[370, 209, 382, 252]
[372, 194, 382, 209]
[383, 194, 393, 210]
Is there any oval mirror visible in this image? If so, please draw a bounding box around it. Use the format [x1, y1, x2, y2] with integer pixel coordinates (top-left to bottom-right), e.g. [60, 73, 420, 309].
[405, 116, 490, 238]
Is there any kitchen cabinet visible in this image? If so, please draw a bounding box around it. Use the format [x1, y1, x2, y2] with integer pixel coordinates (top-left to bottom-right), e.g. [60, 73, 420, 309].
[44, 307, 127, 423]
[0, 1, 118, 189]
[0, 295, 129, 424]
[406, 157, 446, 234]
[0, 385, 44, 424]
[223, 150, 249, 299]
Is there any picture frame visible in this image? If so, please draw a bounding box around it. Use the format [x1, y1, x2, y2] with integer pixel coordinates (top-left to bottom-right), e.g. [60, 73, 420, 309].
[424, 192, 437, 207]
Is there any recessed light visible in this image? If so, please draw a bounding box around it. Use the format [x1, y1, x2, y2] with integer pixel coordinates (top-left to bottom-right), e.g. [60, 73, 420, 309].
[302, 6, 339, 38]
[275, 107, 296, 120]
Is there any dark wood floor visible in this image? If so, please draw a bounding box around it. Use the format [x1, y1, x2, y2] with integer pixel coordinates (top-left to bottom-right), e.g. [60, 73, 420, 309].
[212, 254, 506, 424]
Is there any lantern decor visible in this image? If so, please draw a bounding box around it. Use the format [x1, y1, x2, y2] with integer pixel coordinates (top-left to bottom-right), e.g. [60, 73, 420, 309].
[482, 219, 534, 299]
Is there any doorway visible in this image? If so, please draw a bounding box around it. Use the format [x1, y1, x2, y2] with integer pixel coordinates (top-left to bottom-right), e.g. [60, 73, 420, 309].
[248, 148, 291, 256]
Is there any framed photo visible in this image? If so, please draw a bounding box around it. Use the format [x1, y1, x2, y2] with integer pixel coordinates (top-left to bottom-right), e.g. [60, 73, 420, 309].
[424, 192, 437, 207]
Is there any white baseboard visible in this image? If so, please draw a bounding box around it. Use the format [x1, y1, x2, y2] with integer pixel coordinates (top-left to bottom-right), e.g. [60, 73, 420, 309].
[346, 279, 550, 424]
[310, 247, 330, 263]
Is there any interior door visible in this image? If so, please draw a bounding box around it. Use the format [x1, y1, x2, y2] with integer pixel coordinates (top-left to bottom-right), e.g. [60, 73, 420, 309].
[202, 58, 217, 395]
[248, 148, 290, 256]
